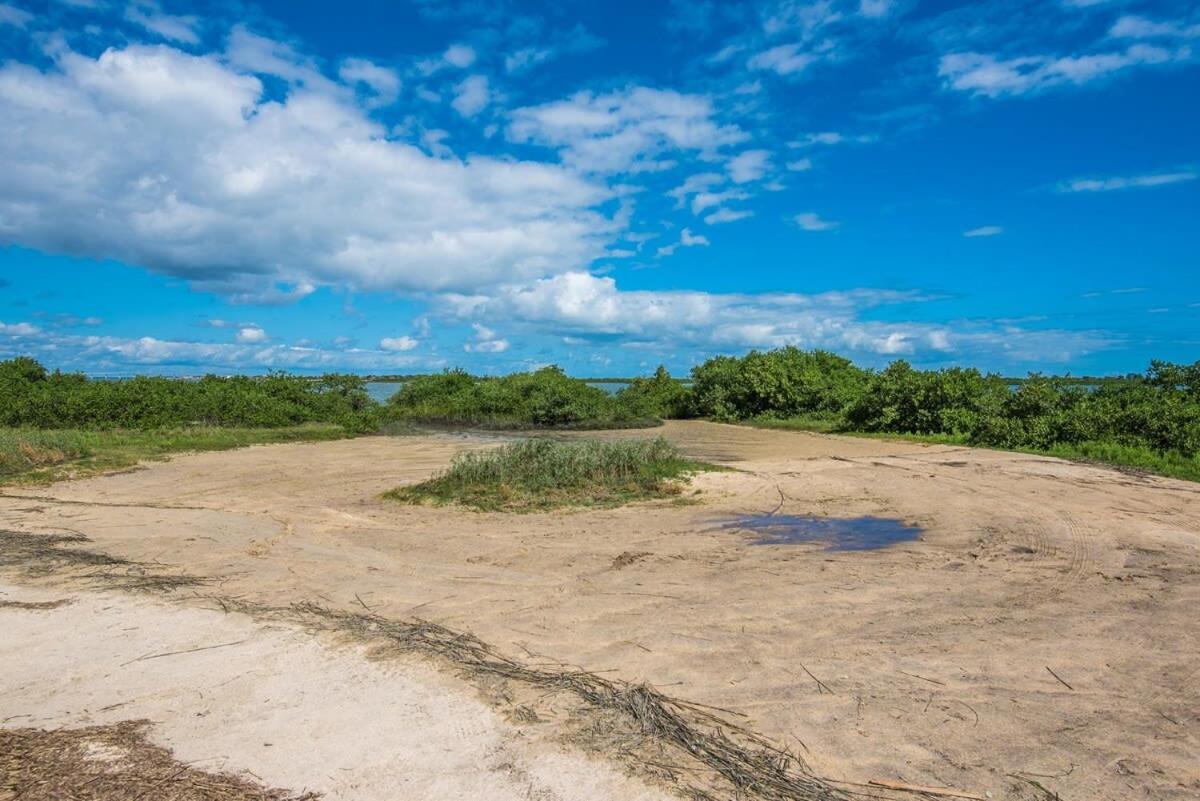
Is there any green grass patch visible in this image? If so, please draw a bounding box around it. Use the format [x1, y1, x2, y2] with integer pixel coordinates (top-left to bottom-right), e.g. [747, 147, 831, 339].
[385, 436, 718, 512]
[1040, 441, 1200, 483]
[0, 424, 352, 485]
[741, 417, 1198, 481]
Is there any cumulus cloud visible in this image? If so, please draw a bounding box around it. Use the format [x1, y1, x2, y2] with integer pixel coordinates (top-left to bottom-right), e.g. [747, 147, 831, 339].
[438, 272, 1110, 362]
[463, 322, 509, 353]
[0, 330, 431, 373]
[235, 325, 268, 343]
[508, 86, 748, 174]
[0, 320, 39, 336]
[726, 149, 772, 183]
[380, 335, 419, 351]
[443, 44, 477, 68]
[964, 225, 1004, 237]
[451, 74, 490, 117]
[419, 43, 476, 75]
[657, 228, 710, 257]
[1056, 170, 1197, 192]
[0, 41, 615, 301]
[794, 212, 839, 231]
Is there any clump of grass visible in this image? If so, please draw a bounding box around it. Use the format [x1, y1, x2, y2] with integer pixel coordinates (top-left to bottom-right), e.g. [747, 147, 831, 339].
[386, 437, 716, 511]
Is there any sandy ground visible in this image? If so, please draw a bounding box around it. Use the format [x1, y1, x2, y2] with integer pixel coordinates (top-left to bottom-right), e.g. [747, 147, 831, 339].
[2, 420, 1199, 800]
[0, 581, 670, 801]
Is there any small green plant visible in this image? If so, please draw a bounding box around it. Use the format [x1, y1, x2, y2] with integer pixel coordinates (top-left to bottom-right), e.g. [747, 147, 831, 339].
[385, 436, 716, 511]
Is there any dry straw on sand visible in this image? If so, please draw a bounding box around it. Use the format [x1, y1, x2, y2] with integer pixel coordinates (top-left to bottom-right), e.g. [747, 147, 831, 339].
[1, 721, 317, 801]
[3, 528, 850, 801]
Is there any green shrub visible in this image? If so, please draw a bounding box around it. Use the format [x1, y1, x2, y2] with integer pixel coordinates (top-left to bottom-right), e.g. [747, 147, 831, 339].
[844, 362, 1008, 435]
[615, 366, 692, 419]
[689, 347, 866, 421]
[0, 358, 381, 432]
[387, 366, 653, 428]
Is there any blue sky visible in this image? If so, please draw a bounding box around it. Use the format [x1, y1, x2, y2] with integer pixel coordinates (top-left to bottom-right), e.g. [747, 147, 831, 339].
[0, 0, 1197, 376]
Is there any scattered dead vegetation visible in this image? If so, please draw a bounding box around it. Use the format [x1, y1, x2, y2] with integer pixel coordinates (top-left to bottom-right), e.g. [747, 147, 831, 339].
[0, 720, 318, 801]
[0, 598, 72, 610]
[0, 529, 206, 593]
[225, 599, 847, 801]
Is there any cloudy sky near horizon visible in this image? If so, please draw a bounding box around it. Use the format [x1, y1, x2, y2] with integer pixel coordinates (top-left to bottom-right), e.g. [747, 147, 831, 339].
[0, 0, 1197, 376]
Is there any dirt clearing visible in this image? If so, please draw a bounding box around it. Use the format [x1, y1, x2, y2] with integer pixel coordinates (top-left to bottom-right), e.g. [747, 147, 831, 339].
[0, 581, 671, 801]
[3, 420, 1199, 800]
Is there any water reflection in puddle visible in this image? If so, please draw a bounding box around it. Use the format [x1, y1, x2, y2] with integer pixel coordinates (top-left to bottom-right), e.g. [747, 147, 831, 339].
[720, 514, 922, 551]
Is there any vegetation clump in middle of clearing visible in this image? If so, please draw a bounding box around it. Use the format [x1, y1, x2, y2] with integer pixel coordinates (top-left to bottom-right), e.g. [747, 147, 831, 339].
[386, 437, 714, 511]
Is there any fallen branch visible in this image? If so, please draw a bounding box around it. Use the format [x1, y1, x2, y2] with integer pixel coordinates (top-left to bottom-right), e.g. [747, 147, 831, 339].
[867, 779, 986, 800]
[1045, 666, 1074, 691]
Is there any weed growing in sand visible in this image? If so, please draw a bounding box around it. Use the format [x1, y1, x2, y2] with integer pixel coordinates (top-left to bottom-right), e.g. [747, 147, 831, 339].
[385, 437, 717, 511]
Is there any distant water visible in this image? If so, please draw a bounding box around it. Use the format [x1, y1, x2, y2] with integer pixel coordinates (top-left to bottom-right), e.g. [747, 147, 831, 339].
[719, 514, 923, 551]
[365, 381, 404, 403]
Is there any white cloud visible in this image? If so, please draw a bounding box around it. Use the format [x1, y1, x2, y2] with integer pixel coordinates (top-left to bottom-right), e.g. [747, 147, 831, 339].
[794, 212, 839, 231]
[0, 3, 33, 28]
[338, 58, 401, 108]
[508, 86, 748, 174]
[1056, 170, 1197, 192]
[235, 325, 268, 343]
[419, 43, 477, 75]
[964, 225, 1004, 237]
[380, 335, 419, 351]
[503, 24, 603, 74]
[439, 272, 1111, 363]
[0, 41, 615, 300]
[1110, 15, 1200, 41]
[656, 228, 710, 257]
[443, 44, 477, 69]
[451, 74, 490, 117]
[505, 47, 552, 73]
[705, 208, 753, 224]
[0, 320, 39, 336]
[691, 189, 750, 214]
[788, 131, 876, 148]
[125, 1, 201, 45]
[785, 158, 813, 171]
[726, 149, 772, 183]
[463, 322, 508, 353]
[938, 44, 1190, 98]
[858, 0, 896, 18]
[748, 43, 817, 76]
[666, 172, 725, 207]
[1, 330, 431, 372]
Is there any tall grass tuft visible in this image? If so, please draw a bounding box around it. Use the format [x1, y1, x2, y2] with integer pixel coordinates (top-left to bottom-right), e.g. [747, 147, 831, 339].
[386, 436, 715, 511]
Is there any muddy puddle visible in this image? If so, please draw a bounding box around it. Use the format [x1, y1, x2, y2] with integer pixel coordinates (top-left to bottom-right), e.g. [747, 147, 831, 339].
[720, 514, 922, 551]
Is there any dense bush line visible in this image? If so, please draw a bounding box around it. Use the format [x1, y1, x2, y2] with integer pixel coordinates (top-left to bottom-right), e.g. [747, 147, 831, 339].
[681, 347, 1200, 470]
[0, 357, 381, 432]
[4, 350, 1197, 478]
[388, 366, 658, 428]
